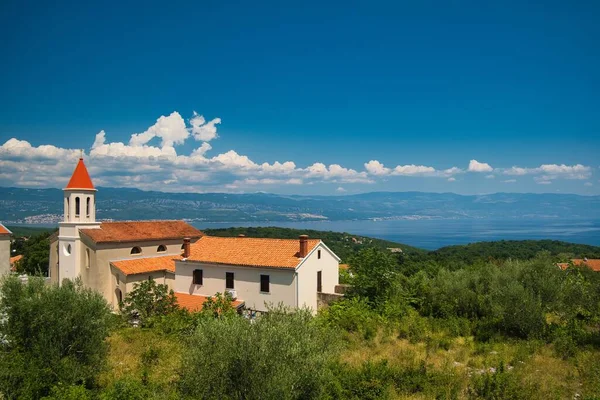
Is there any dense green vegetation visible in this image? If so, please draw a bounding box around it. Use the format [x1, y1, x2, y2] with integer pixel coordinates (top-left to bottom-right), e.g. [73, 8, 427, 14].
[9, 230, 55, 276]
[2, 227, 600, 398]
[5, 225, 55, 237]
[0, 277, 112, 399]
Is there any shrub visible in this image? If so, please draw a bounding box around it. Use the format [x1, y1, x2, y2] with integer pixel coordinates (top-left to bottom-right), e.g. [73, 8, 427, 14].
[41, 384, 92, 400]
[0, 276, 112, 399]
[319, 297, 382, 340]
[120, 277, 178, 327]
[179, 306, 340, 399]
[467, 362, 538, 400]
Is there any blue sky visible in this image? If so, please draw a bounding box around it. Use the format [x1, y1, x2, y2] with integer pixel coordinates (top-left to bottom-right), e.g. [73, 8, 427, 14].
[0, 0, 598, 195]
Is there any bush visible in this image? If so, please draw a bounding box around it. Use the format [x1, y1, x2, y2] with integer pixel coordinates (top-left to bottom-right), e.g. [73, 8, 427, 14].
[179, 306, 340, 399]
[41, 384, 92, 400]
[0, 276, 112, 399]
[319, 297, 382, 340]
[120, 277, 178, 327]
[468, 362, 538, 400]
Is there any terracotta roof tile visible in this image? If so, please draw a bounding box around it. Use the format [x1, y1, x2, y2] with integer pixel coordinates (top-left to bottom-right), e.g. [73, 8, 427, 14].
[80, 221, 203, 243]
[10, 255, 23, 265]
[111, 255, 179, 275]
[0, 224, 11, 235]
[175, 292, 244, 312]
[186, 236, 320, 269]
[339, 263, 349, 270]
[66, 158, 95, 190]
[572, 259, 600, 272]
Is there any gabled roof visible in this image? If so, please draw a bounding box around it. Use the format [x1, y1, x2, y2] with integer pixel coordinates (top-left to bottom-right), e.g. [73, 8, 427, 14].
[110, 255, 179, 275]
[0, 223, 11, 236]
[186, 236, 321, 269]
[65, 158, 95, 190]
[174, 292, 244, 312]
[80, 221, 204, 244]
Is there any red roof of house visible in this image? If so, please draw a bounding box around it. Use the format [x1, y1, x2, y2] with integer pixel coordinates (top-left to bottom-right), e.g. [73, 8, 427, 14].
[572, 259, 600, 272]
[80, 221, 204, 244]
[0, 224, 11, 235]
[110, 255, 179, 275]
[66, 158, 95, 190]
[174, 292, 244, 312]
[186, 236, 321, 269]
[558, 259, 600, 272]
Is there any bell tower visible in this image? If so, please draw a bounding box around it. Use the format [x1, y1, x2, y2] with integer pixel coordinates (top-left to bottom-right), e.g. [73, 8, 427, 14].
[58, 155, 100, 282]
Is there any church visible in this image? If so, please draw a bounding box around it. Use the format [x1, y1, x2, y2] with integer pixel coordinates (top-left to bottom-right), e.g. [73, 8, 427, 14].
[49, 158, 341, 312]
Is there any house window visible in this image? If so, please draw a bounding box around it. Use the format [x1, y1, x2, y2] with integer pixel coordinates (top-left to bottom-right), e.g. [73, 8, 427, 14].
[317, 271, 322, 293]
[226, 272, 234, 289]
[260, 274, 270, 293]
[86, 197, 91, 218]
[157, 244, 167, 252]
[75, 197, 80, 217]
[193, 269, 203, 285]
[130, 246, 142, 255]
[85, 248, 90, 269]
[318, 250, 321, 259]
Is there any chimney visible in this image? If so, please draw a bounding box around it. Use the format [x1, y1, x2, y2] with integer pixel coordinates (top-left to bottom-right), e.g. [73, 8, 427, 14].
[183, 237, 191, 258]
[238, 234, 246, 237]
[299, 235, 309, 258]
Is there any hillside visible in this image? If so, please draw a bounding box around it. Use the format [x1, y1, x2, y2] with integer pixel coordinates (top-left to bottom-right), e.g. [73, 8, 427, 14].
[431, 239, 600, 264]
[203, 227, 600, 263]
[1, 186, 599, 223]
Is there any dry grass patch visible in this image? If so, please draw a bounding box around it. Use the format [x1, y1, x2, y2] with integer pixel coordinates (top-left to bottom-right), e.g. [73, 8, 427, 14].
[100, 328, 183, 388]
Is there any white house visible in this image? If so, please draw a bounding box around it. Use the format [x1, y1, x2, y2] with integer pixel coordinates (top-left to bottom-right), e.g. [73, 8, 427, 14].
[50, 157, 342, 313]
[0, 224, 11, 275]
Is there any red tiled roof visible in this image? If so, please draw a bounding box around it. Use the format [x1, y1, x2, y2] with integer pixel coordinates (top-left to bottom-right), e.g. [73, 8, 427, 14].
[186, 236, 321, 269]
[80, 221, 203, 244]
[339, 263, 349, 270]
[0, 224, 11, 235]
[572, 259, 600, 272]
[66, 158, 95, 190]
[175, 292, 244, 312]
[10, 255, 23, 265]
[110, 255, 178, 275]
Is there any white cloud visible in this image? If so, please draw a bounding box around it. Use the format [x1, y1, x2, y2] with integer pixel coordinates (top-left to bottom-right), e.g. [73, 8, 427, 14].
[336, 186, 347, 192]
[129, 111, 189, 147]
[364, 160, 391, 175]
[485, 174, 495, 179]
[392, 164, 436, 176]
[190, 111, 221, 142]
[584, 182, 593, 187]
[468, 159, 493, 172]
[0, 110, 593, 193]
[503, 179, 517, 183]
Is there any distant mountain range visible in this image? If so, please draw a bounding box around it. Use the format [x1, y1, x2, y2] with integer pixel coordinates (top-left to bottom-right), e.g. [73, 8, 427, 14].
[1, 187, 599, 224]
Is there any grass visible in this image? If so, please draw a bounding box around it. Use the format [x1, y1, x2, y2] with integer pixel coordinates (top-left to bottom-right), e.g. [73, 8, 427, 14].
[100, 323, 600, 399]
[100, 328, 183, 389]
[339, 328, 600, 399]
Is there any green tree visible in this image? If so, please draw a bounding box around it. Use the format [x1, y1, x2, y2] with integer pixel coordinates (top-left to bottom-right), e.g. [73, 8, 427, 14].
[15, 231, 53, 275]
[120, 277, 178, 327]
[347, 248, 400, 307]
[179, 306, 340, 399]
[0, 276, 112, 399]
[200, 291, 236, 318]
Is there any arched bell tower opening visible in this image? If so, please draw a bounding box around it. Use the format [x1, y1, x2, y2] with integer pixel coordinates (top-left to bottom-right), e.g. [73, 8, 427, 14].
[58, 156, 100, 283]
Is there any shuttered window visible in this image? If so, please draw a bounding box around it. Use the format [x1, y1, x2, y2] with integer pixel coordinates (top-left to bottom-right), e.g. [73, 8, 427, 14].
[226, 272, 234, 289]
[193, 269, 203, 285]
[260, 274, 270, 293]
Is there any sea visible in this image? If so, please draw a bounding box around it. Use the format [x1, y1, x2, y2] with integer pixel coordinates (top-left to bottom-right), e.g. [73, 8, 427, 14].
[196, 219, 600, 250]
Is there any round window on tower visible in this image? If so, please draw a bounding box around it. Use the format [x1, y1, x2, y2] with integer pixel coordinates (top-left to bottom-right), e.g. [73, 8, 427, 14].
[63, 244, 72, 256]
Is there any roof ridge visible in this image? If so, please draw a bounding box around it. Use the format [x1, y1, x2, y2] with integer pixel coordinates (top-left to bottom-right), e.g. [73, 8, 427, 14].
[110, 254, 181, 263]
[202, 235, 321, 241]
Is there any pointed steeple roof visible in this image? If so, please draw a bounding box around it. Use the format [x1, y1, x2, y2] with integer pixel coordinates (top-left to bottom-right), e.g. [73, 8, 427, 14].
[65, 157, 95, 190]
